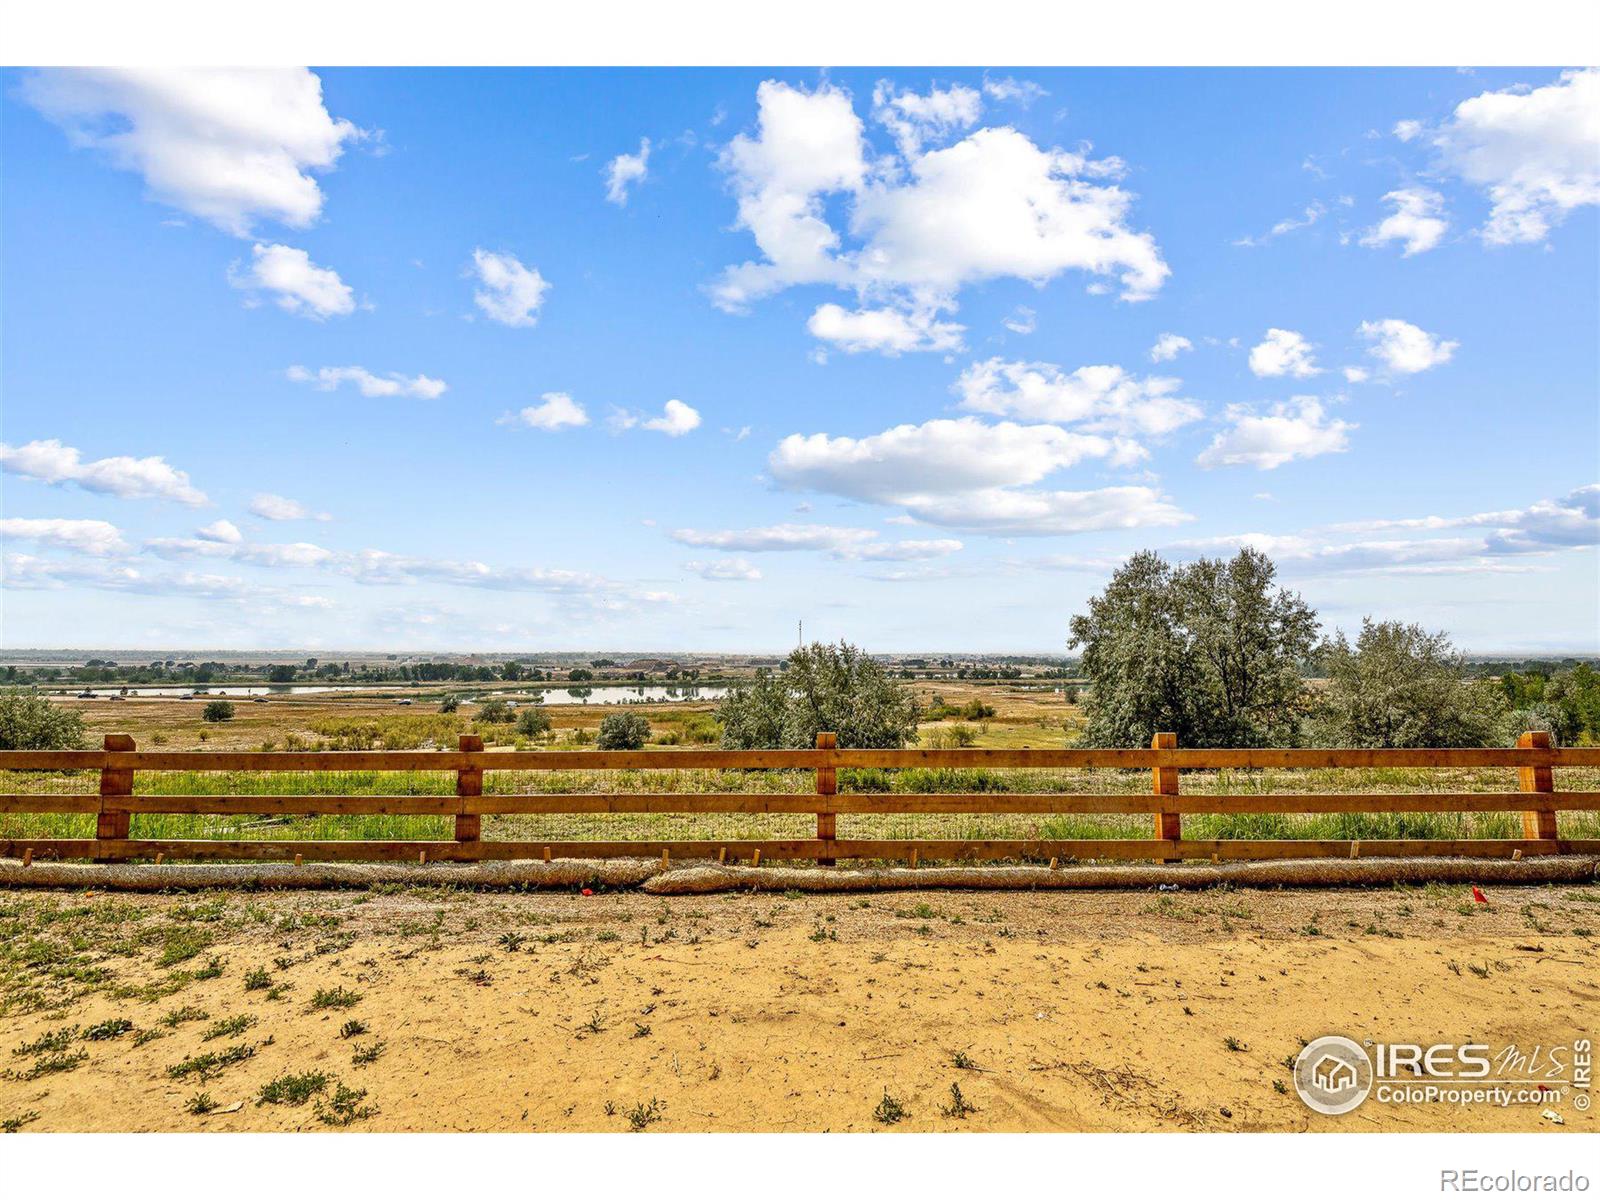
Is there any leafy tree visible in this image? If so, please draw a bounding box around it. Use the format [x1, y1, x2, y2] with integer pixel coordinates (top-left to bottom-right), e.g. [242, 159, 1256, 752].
[568, 668, 594, 682]
[438, 695, 460, 714]
[716, 641, 920, 749]
[515, 706, 552, 738]
[1542, 664, 1600, 745]
[1068, 549, 1319, 747]
[596, 711, 650, 750]
[0, 692, 87, 750]
[1310, 620, 1510, 747]
[475, 698, 514, 724]
[266, 665, 296, 683]
[202, 700, 236, 723]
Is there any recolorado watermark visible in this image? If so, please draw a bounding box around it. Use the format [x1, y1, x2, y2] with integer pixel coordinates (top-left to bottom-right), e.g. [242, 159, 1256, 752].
[1440, 1169, 1590, 1193]
[1292, 1035, 1592, 1116]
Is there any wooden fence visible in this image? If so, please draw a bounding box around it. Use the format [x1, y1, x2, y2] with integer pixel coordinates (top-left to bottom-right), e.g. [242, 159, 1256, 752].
[2, 731, 1599, 866]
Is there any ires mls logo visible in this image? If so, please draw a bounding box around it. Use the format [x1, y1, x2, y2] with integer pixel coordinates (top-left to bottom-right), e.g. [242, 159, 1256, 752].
[1294, 1036, 1374, 1115]
[1294, 1035, 1590, 1115]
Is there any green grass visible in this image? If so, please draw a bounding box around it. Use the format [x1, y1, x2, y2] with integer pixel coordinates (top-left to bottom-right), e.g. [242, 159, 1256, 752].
[3, 764, 1596, 850]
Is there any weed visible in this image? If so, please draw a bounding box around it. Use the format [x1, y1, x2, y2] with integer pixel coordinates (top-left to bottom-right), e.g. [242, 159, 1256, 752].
[352, 1040, 386, 1066]
[243, 967, 271, 991]
[192, 957, 225, 980]
[157, 929, 214, 967]
[339, 1019, 369, 1039]
[1468, 963, 1491, 979]
[624, 1097, 664, 1132]
[160, 1005, 209, 1027]
[809, 923, 838, 943]
[873, 1090, 908, 1125]
[203, 1014, 258, 1041]
[579, 1007, 607, 1035]
[13, 1050, 88, 1080]
[133, 1029, 167, 1047]
[952, 1050, 978, 1071]
[940, 1082, 978, 1119]
[310, 986, 362, 1011]
[497, 932, 526, 952]
[258, 1071, 329, 1106]
[633, 1023, 652, 1039]
[1273, 1080, 1288, 1095]
[185, 1092, 218, 1115]
[1224, 1036, 1248, 1052]
[167, 1044, 254, 1082]
[3, 1111, 41, 1133]
[84, 1018, 133, 1041]
[14, 1026, 78, 1056]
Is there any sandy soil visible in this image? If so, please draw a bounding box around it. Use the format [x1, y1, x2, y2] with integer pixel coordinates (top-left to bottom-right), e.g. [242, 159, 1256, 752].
[2, 883, 1596, 1132]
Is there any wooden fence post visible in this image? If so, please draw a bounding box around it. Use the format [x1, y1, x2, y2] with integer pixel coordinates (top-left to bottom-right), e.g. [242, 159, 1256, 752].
[1517, 730, 1558, 842]
[1152, 732, 1180, 863]
[816, 731, 837, 866]
[456, 734, 483, 852]
[96, 733, 135, 862]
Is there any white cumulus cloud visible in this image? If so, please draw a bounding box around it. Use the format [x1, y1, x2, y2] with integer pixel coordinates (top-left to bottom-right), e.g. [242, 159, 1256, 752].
[286, 365, 447, 399]
[807, 303, 964, 355]
[605, 138, 651, 205]
[231, 243, 354, 319]
[711, 80, 1169, 348]
[611, 399, 702, 437]
[684, 558, 762, 581]
[1358, 318, 1458, 374]
[1149, 333, 1192, 362]
[1248, 328, 1320, 378]
[501, 392, 590, 431]
[0, 517, 128, 556]
[20, 67, 362, 236]
[1196, 398, 1353, 471]
[1427, 68, 1600, 245]
[248, 493, 329, 522]
[470, 248, 550, 328]
[955, 359, 1202, 437]
[1360, 187, 1449, 256]
[0, 438, 208, 506]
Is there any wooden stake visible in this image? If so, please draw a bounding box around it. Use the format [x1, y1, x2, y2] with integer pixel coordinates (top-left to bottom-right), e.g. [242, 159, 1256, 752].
[1152, 732, 1181, 864]
[456, 734, 484, 846]
[1512, 848, 1523, 861]
[909, 848, 919, 869]
[543, 846, 552, 863]
[1517, 731, 1558, 841]
[1048, 857, 1058, 871]
[661, 848, 670, 870]
[815, 732, 837, 867]
[294, 853, 303, 867]
[22, 849, 32, 868]
[751, 849, 761, 867]
[154, 852, 164, 865]
[419, 850, 427, 864]
[1350, 840, 1360, 859]
[718, 847, 727, 865]
[96, 733, 135, 864]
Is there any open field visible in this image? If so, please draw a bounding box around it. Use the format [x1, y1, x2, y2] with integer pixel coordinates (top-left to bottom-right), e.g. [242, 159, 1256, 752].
[1, 882, 1595, 1132]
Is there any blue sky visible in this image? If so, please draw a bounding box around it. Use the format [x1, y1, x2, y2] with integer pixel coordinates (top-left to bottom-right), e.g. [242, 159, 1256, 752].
[1, 66, 1596, 653]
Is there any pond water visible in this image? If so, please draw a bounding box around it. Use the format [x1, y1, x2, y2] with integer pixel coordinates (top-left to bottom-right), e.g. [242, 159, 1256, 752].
[57, 684, 728, 706]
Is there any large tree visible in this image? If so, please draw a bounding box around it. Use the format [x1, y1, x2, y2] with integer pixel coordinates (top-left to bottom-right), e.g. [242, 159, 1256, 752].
[1068, 549, 1319, 747]
[1311, 619, 1510, 748]
[717, 641, 921, 749]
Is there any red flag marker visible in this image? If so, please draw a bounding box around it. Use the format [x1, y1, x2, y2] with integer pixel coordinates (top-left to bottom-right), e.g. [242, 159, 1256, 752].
[1471, 886, 1488, 904]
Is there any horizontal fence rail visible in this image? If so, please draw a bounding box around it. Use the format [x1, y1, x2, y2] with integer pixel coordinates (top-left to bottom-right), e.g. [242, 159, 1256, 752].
[1, 731, 1598, 866]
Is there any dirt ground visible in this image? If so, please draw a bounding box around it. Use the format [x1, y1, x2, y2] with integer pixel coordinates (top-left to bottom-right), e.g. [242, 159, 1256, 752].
[2, 881, 1596, 1133]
